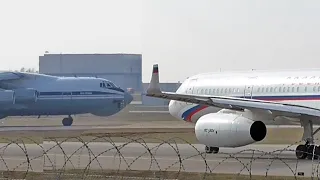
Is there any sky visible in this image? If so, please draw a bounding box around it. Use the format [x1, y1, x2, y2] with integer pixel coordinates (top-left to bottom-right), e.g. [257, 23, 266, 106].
[1, 0, 320, 83]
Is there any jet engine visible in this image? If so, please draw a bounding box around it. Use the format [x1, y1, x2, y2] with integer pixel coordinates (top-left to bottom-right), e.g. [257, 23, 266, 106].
[195, 112, 267, 148]
[13, 88, 38, 104]
[0, 90, 15, 105]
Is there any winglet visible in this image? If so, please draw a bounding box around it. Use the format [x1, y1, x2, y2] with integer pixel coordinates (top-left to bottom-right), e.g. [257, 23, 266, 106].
[146, 64, 162, 95]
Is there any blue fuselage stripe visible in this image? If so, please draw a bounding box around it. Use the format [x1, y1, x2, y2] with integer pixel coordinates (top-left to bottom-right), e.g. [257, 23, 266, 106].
[38, 91, 120, 96]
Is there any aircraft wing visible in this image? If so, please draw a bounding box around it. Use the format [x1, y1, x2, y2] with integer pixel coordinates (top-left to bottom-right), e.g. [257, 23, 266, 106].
[145, 64, 320, 118]
[0, 72, 24, 81]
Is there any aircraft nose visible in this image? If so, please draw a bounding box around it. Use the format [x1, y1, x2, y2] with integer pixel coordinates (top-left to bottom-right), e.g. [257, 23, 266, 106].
[124, 92, 133, 105]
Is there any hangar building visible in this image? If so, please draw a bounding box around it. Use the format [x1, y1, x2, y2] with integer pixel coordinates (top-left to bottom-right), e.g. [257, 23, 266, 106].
[39, 53, 181, 106]
[39, 53, 142, 92]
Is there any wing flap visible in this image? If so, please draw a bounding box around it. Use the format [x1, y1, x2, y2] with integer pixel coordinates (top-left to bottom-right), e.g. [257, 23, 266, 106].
[145, 64, 320, 118]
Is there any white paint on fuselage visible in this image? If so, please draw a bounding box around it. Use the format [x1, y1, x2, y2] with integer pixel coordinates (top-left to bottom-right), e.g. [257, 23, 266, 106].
[169, 69, 320, 124]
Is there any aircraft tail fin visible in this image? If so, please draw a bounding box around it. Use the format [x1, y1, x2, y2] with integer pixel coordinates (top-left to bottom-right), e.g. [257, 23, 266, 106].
[146, 64, 162, 94]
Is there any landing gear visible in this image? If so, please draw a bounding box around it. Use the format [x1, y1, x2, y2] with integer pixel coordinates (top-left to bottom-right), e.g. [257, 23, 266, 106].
[295, 118, 320, 160]
[205, 146, 219, 154]
[62, 116, 73, 126]
[295, 143, 320, 160]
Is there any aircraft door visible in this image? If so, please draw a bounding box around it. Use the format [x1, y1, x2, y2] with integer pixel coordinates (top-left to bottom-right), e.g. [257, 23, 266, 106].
[243, 85, 253, 99]
[185, 78, 197, 104]
[186, 79, 197, 94]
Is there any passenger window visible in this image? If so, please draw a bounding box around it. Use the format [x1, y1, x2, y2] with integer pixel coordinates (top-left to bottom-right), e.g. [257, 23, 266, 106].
[292, 87, 294, 92]
[279, 87, 282, 92]
[209, 89, 211, 94]
[225, 88, 227, 94]
[257, 87, 260, 92]
[305, 87, 308, 92]
[297, 87, 299, 92]
[229, 88, 232, 93]
[262, 87, 264, 92]
[274, 87, 277, 92]
[213, 89, 216, 94]
[270, 87, 273, 92]
[313, 87, 316, 92]
[287, 87, 290, 92]
[266, 87, 269, 92]
[318, 86, 320, 92]
[201, 89, 203, 94]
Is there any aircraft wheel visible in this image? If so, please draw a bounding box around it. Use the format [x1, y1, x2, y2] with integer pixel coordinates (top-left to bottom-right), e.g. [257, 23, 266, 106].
[212, 147, 219, 154]
[306, 145, 320, 160]
[62, 117, 73, 126]
[296, 144, 307, 159]
[205, 146, 219, 154]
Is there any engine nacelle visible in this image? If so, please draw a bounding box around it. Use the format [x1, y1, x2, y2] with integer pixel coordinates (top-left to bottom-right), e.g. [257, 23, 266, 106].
[195, 112, 267, 148]
[0, 90, 15, 105]
[13, 88, 38, 104]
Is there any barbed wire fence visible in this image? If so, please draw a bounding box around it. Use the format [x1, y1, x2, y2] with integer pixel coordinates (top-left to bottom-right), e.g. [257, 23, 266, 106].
[0, 133, 318, 180]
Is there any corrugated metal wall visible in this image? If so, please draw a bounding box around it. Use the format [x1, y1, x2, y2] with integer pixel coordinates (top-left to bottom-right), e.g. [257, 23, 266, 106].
[39, 53, 142, 91]
[141, 83, 181, 106]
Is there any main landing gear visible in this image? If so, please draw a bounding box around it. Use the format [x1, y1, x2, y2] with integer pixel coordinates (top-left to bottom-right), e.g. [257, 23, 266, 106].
[205, 146, 219, 154]
[295, 119, 320, 160]
[62, 115, 73, 126]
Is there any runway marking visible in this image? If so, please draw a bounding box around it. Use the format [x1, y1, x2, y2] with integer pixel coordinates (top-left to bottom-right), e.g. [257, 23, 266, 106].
[44, 154, 303, 165]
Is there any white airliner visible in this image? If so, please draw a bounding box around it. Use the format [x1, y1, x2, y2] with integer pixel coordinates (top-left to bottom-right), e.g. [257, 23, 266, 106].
[146, 64, 320, 160]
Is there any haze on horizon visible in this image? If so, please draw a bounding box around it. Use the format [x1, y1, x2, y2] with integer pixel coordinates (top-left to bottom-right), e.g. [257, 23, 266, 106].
[0, 0, 319, 83]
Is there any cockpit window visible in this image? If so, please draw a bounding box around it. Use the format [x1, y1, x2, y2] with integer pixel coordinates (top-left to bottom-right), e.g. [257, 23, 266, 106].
[106, 83, 112, 88]
[109, 82, 117, 87]
[100, 81, 116, 89]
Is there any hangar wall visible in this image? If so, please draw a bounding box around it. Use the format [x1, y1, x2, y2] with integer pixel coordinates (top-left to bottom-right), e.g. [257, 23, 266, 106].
[39, 53, 142, 91]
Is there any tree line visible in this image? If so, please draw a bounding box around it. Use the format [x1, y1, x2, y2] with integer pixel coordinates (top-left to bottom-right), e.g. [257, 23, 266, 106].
[17, 67, 39, 73]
